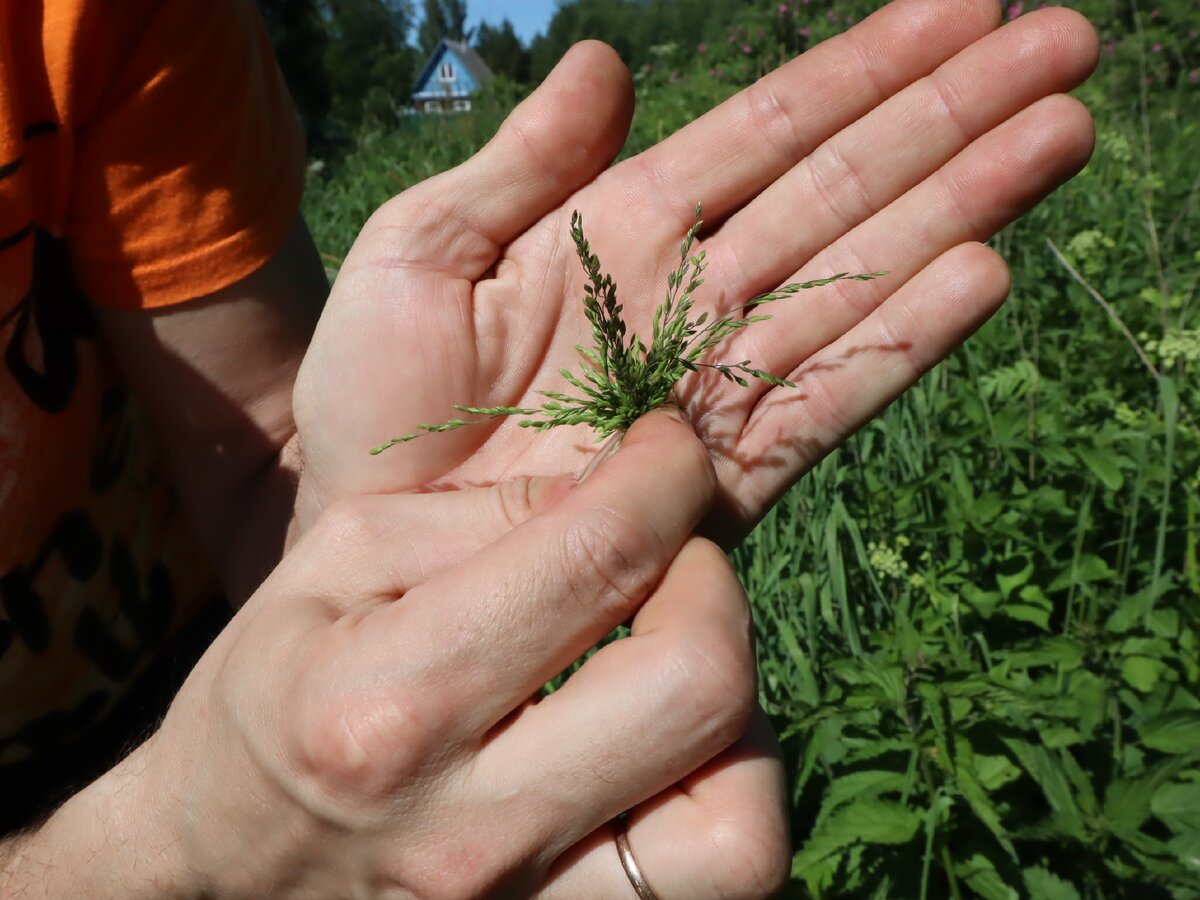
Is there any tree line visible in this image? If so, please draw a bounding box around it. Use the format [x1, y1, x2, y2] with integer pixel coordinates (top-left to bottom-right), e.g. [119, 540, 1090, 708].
[256, 0, 773, 135]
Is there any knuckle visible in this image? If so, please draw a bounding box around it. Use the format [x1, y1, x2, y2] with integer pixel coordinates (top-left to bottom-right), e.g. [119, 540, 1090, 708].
[806, 141, 873, 232]
[314, 495, 387, 554]
[671, 632, 757, 746]
[493, 476, 539, 531]
[290, 686, 444, 804]
[496, 112, 568, 193]
[564, 507, 663, 617]
[791, 358, 856, 449]
[742, 79, 805, 166]
[927, 68, 974, 145]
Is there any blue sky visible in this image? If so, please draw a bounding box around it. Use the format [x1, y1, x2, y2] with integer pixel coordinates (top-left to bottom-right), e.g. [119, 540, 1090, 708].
[466, 0, 558, 43]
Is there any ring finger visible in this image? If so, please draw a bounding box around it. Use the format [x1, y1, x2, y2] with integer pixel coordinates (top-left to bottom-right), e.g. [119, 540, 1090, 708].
[537, 706, 789, 899]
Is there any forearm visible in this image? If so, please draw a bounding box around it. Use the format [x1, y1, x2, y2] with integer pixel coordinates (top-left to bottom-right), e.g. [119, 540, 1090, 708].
[215, 429, 305, 605]
[0, 742, 190, 899]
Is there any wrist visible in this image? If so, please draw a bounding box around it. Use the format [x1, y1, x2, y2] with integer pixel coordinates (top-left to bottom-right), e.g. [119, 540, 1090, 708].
[0, 738, 194, 899]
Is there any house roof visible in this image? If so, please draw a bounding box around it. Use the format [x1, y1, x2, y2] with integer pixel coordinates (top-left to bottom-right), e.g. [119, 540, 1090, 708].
[412, 39, 495, 98]
[444, 40, 494, 85]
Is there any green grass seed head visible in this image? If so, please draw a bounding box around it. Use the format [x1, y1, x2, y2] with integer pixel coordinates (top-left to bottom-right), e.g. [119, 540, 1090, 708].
[371, 204, 885, 454]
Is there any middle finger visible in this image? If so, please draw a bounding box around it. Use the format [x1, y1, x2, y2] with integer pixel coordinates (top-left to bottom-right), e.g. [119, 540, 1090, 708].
[607, 0, 1002, 238]
[702, 6, 1098, 307]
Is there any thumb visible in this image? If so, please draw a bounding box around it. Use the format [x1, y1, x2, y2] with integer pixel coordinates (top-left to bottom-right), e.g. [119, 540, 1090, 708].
[374, 41, 634, 279]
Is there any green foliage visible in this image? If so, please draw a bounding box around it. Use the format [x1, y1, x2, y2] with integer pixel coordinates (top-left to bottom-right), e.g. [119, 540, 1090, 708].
[417, 0, 469, 56]
[474, 19, 531, 83]
[257, 0, 331, 131]
[259, 0, 419, 131]
[302, 0, 1200, 895]
[528, 0, 730, 82]
[736, 3, 1200, 895]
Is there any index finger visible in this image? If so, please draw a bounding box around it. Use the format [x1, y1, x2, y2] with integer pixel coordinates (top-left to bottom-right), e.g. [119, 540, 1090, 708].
[373, 407, 717, 737]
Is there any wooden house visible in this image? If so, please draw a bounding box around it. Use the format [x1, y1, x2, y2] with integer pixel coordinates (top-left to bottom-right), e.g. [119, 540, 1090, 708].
[412, 40, 494, 114]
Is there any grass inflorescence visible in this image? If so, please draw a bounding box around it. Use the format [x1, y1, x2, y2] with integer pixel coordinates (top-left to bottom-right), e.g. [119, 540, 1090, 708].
[371, 204, 884, 454]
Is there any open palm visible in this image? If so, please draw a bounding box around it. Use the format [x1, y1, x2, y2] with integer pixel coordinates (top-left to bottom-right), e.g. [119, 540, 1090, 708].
[293, 0, 1098, 540]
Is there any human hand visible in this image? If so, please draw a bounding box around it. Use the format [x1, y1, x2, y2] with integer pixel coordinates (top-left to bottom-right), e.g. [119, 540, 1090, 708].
[84, 411, 784, 898]
[292, 0, 1098, 543]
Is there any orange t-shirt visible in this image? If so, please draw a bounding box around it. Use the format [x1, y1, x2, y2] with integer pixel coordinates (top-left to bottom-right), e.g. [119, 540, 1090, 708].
[0, 0, 304, 764]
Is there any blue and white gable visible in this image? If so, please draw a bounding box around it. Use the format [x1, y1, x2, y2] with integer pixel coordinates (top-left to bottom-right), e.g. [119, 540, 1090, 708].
[413, 40, 494, 112]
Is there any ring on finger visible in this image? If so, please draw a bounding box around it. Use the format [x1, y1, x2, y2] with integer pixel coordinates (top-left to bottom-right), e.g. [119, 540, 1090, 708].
[614, 815, 660, 900]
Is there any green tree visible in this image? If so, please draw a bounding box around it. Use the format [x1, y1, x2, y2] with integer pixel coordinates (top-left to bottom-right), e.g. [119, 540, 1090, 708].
[418, 0, 471, 57]
[529, 0, 740, 82]
[322, 0, 418, 127]
[530, 0, 638, 80]
[474, 19, 530, 83]
[256, 0, 331, 132]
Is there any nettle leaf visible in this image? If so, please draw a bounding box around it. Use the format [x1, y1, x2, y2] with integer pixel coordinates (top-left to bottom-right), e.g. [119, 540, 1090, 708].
[814, 770, 912, 828]
[1000, 600, 1052, 631]
[1104, 778, 1154, 832]
[1121, 655, 1167, 693]
[1104, 757, 1195, 831]
[1111, 827, 1200, 883]
[1070, 670, 1109, 740]
[975, 754, 1023, 791]
[1146, 608, 1181, 639]
[1150, 781, 1200, 830]
[964, 585, 1004, 618]
[1003, 739, 1086, 835]
[792, 718, 847, 796]
[1040, 442, 1077, 468]
[1059, 747, 1099, 816]
[995, 554, 1034, 598]
[1075, 445, 1130, 491]
[1166, 831, 1200, 873]
[1022, 866, 1083, 900]
[1001, 637, 1086, 672]
[1105, 590, 1151, 633]
[841, 737, 919, 766]
[954, 739, 1019, 861]
[1042, 726, 1083, 749]
[1049, 554, 1116, 592]
[790, 848, 841, 893]
[917, 682, 954, 773]
[1138, 712, 1200, 754]
[955, 853, 1019, 900]
[792, 800, 922, 874]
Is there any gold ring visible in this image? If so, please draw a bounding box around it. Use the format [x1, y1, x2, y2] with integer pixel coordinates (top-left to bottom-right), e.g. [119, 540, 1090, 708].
[615, 817, 660, 900]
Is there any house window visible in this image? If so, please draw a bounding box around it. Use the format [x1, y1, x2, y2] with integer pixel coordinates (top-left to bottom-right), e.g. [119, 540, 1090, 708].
[424, 100, 441, 113]
[452, 99, 471, 112]
[438, 62, 455, 82]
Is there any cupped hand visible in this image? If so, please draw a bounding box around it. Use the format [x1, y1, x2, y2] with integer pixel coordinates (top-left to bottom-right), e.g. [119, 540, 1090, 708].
[293, 0, 1098, 541]
[138, 411, 788, 898]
